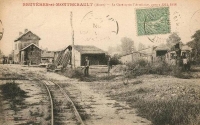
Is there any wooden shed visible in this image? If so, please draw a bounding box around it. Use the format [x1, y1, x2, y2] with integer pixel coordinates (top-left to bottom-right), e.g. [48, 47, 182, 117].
[67, 45, 107, 67]
[20, 43, 42, 65]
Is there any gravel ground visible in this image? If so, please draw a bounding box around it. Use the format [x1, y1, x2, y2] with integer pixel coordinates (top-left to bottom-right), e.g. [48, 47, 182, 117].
[1, 64, 200, 125]
[0, 65, 51, 125]
[0, 64, 151, 125]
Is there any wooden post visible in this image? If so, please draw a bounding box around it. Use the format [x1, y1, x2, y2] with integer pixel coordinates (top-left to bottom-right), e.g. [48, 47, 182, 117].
[70, 11, 75, 69]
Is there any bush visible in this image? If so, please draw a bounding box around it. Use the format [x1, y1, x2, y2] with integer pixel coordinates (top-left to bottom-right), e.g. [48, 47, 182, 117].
[126, 59, 150, 77]
[150, 61, 172, 75]
[126, 59, 192, 78]
[126, 59, 148, 69]
[137, 59, 148, 67]
[110, 54, 121, 65]
[192, 57, 200, 65]
[60, 68, 84, 79]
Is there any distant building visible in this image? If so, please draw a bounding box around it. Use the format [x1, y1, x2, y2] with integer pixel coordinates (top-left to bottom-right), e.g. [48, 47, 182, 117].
[152, 44, 170, 62]
[41, 51, 55, 63]
[54, 45, 107, 68]
[13, 29, 41, 65]
[2, 56, 8, 64]
[71, 45, 107, 67]
[20, 43, 42, 65]
[120, 47, 153, 64]
[164, 44, 192, 65]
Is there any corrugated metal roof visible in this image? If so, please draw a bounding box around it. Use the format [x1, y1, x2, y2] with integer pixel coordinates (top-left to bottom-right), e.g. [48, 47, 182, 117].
[73, 45, 105, 54]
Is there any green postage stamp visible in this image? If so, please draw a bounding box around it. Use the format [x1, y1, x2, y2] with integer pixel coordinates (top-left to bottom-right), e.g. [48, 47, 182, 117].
[136, 7, 170, 36]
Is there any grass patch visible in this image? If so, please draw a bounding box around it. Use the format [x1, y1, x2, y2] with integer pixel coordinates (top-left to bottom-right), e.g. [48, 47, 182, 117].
[135, 88, 149, 94]
[0, 81, 27, 99]
[113, 102, 122, 108]
[59, 67, 118, 82]
[73, 102, 90, 121]
[59, 68, 84, 79]
[131, 80, 143, 85]
[128, 98, 200, 125]
[45, 114, 51, 121]
[103, 83, 200, 125]
[0, 81, 27, 113]
[29, 110, 44, 117]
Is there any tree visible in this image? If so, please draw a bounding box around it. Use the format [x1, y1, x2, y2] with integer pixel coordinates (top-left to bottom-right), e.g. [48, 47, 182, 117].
[121, 37, 135, 55]
[187, 30, 200, 64]
[110, 54, 121, 65]
[166, 32, 181, 47]
[105, 54, 121, 66]
[138, 42, 146, 51]
[166, 33, 182, 66]
[166, 32, 181, 53]
[107, 45, 122, 55]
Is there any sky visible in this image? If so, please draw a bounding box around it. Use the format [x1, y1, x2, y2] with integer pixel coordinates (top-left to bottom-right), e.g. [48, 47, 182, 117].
[0, 0, 200, 55]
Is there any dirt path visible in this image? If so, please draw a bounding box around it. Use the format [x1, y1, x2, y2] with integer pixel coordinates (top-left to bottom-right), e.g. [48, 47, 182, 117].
[41, 67, 151, 125]
[0, 64, 151, 125]
[70, 82, 151, 125]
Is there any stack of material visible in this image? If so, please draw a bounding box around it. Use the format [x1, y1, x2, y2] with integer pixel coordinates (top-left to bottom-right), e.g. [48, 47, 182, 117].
[47, 48, 71, 71]
[54, 50, 65, 66]
[54, 49, 71, 68]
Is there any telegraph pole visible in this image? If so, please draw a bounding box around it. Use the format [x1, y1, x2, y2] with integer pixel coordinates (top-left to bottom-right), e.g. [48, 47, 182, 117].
[70, 11, 75, 69]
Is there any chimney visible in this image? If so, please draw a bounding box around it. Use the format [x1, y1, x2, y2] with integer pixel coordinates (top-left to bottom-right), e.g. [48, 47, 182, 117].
[24, 29, 28, 33]
[19, 32, 23, 36]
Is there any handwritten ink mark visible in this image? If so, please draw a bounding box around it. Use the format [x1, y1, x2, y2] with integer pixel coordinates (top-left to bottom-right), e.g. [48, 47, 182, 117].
[106, 15, 119, 34]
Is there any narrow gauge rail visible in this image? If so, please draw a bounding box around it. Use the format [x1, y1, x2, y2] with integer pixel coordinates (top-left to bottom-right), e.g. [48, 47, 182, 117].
[42, 80, 85, 125]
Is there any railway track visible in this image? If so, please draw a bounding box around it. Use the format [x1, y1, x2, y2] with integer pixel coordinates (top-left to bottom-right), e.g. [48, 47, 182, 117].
[42, 80, 85, 125]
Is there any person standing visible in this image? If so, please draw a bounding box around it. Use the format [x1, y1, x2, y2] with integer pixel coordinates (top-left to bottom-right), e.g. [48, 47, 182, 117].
[183, 56, 187, 71]
[2, 57, 5, 65]
[27, 59, 30, 67]
[108, 57, 111, 73]
[186, 55, 191, 71]
[84, 57, 90, 76]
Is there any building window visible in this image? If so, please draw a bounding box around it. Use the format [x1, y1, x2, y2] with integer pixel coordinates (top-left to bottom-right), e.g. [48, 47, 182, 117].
[170, 53, 176, 59]
[31, 46, 35, 51]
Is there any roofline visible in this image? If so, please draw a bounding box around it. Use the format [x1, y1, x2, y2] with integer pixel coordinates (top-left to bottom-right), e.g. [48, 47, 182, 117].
[20, 43, 42, 51]
[80, 53, 105, 54]
[121, 47, 153, 57]
[155, 49, 169, 51]
[137, 46, 152, 51]
[120, 51, 152, 57]
[14, 31, 41, 42]
[67, 45, 106, 54]
[41, 56, 54, 58]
